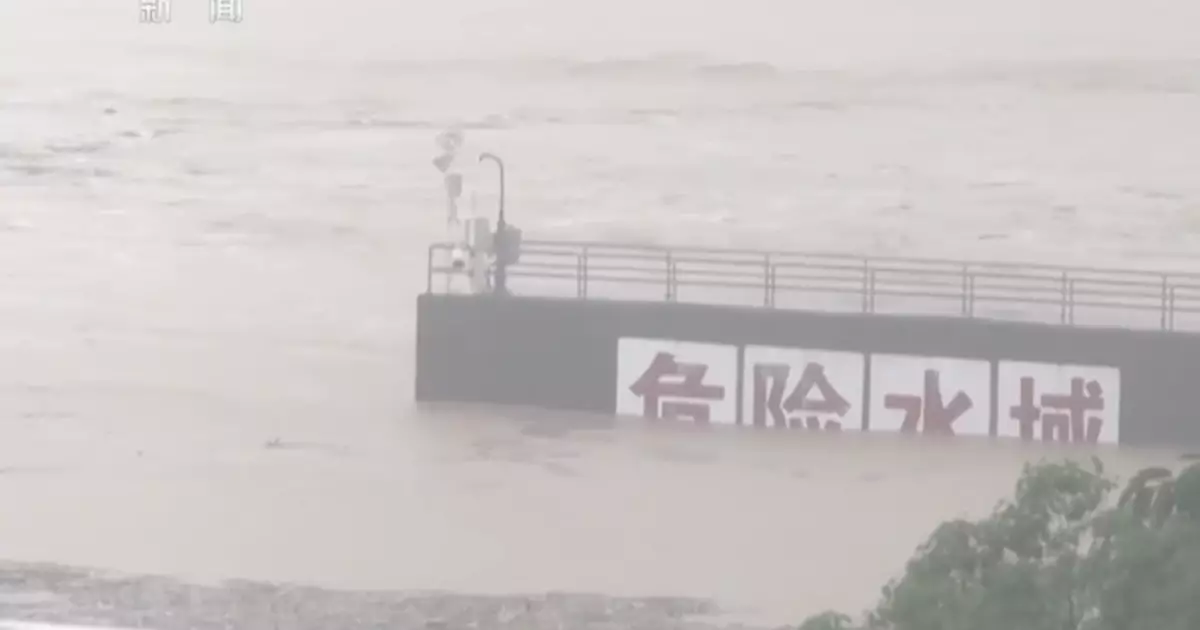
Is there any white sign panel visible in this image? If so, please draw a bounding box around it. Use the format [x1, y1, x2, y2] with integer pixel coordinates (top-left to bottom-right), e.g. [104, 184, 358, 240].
[869, 353, 992, 437]
[742, 346, 866, 431]
[616, 338, 739, 425]
[997, 361, 1121, 445]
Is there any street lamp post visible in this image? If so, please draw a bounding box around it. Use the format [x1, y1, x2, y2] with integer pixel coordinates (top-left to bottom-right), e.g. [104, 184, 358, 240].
[478, 152, 508, 295]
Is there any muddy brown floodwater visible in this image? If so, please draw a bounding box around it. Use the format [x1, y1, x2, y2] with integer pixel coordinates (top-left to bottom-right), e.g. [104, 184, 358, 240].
[1, 0, 1197, 626]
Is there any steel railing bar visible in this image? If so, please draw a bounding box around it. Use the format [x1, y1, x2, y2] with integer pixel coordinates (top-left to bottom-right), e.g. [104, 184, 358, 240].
[427, 238, 1200, 331]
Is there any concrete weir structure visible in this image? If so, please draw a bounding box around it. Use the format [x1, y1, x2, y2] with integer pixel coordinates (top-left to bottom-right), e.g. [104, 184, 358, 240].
[416, 239, 1200, 449]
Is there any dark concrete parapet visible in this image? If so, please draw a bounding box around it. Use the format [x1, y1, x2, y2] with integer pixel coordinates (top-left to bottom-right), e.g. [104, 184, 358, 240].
[415, 293, 1200, 448]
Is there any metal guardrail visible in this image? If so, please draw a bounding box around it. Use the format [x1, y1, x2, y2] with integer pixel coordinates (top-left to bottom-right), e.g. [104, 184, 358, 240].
[425, 239, 1200, 332]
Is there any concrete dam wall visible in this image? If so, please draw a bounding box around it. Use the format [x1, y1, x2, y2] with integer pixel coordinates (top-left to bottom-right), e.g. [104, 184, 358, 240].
[415, 291, 1200, 448]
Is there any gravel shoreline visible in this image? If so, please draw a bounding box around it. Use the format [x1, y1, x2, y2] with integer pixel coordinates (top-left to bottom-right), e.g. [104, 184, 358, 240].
[0, 562, 777, 630]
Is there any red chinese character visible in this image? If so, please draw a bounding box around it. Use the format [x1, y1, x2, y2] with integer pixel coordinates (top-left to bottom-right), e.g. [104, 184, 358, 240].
[882, 370, 973, 436]
[629, 352, 726, 423]
[751, 363, 850, 431]
[1009, 376, 1105, 444]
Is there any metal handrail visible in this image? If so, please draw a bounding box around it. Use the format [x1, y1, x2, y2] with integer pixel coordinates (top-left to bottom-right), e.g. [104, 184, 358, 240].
[425, 239, 1200, 332]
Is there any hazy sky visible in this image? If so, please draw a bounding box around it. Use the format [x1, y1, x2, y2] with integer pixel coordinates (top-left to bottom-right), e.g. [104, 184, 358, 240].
[3, 0, 1199, 70]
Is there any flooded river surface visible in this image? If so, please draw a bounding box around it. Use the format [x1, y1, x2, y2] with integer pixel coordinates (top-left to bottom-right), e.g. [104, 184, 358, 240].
[1, 0, 1198, 625]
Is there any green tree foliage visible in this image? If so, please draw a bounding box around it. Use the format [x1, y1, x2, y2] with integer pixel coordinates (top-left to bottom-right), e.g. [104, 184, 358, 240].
[798, 460, 1200, 630]
[1117, 466, 1175, 526]
[795, 612, 856, 630]
[1174, 464, 1200, 520]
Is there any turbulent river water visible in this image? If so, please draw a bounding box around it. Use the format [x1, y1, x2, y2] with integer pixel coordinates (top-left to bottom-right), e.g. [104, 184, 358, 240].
[1, 0, 1198, 625]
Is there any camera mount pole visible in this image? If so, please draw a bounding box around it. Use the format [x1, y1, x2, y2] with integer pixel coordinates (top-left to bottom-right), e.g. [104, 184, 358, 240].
[479, 152, 507, 295]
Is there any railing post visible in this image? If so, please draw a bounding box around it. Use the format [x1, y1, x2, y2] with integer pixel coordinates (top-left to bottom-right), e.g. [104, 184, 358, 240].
[1067, 278, 1077, 324]
[960, 264, 969, 316]
[771, 264, 778, 308]
[763, 254, 772, 307]
[967, 273, 976, 317]
[860, 259, 870, 313]
[867, 268, 877, 314]
[1059, 271, 1069, 324]
[1160, 275, 1169, 330]
[575, 252, 584, 299]
[1169, 285, 1177, 331]
[665, 251, 674, 302]
[581, 246, 589, 299]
